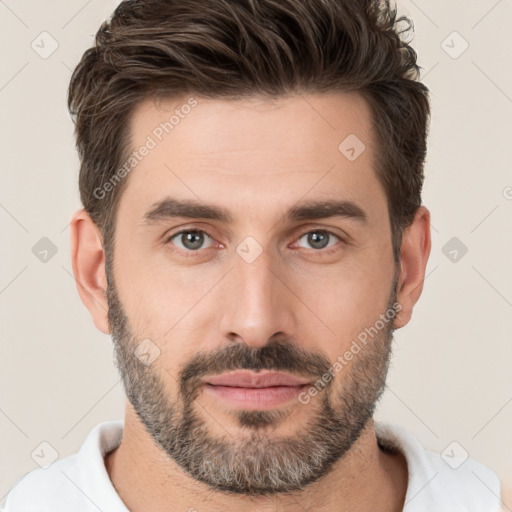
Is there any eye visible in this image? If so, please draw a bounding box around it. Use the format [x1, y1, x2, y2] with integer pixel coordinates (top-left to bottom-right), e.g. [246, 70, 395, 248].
[296, 230, 341, 251]
[167, 229, 215, 251]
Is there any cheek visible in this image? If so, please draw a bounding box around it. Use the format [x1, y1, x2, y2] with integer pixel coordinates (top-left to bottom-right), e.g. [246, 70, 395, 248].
[292, 258, 393, 351]
[114, 248, 225, 343]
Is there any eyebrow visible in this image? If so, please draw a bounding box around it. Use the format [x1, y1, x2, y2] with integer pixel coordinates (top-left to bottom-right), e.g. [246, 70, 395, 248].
[141, 197, 368, 226]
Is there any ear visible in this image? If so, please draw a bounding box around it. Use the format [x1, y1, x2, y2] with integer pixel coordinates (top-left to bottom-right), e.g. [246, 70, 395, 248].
[393, 206, 431, 329]
[70, 209, 110, 334]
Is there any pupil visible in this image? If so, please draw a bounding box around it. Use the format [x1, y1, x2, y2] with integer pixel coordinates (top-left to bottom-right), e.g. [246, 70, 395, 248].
[183, 231, 203, 250]
[309, 231, 328, 249]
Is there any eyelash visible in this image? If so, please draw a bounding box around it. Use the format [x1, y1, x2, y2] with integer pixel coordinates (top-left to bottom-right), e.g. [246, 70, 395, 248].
[165, 228, 344, 256]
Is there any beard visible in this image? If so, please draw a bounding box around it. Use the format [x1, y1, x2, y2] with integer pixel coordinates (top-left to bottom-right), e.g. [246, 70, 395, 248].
[106, 265, 397, 497]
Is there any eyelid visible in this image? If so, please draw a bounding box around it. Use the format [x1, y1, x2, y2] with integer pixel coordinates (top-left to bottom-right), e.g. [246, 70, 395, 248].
[294, 227, 343, 241]
[166, 228, 217, 249]
[292, 228, 344, 252]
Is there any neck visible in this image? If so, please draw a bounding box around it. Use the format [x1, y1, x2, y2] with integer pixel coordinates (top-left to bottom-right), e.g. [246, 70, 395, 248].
[105, 403, 408, 512]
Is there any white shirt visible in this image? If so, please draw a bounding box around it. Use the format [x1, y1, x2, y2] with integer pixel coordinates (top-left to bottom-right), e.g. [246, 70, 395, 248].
[2, 420, 502, 512]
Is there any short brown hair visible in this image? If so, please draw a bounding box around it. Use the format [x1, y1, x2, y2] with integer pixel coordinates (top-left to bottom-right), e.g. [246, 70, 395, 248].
[68, 0, 430, 265]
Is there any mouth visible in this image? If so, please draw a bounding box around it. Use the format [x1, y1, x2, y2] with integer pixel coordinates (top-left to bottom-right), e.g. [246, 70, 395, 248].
[201, 370, 312, 410]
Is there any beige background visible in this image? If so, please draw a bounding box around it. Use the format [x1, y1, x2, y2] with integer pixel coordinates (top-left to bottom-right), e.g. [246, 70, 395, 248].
[1, 0, 511, 506]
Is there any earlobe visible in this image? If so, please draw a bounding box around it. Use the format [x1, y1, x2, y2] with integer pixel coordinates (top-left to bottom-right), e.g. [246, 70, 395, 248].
[393, 206, 431, 329]
[70, 209, 111, 334]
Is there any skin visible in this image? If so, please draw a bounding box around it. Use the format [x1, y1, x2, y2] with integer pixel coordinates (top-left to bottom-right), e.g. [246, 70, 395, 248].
[70, 92, 431, 512]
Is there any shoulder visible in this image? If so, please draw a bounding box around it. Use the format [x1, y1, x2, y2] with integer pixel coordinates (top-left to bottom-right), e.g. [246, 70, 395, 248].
[375, 421, 503, 512]
[2, 452, 83, 512]
[2, 420, 125, 512]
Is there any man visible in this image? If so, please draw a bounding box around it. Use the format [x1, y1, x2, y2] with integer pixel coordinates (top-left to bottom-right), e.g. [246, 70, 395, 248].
[2, 0, 505, 510]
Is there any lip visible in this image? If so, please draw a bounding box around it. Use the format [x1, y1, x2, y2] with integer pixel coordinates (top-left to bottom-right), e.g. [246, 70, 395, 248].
[202, 370, 312, 388]
[201, 370, 312, 410]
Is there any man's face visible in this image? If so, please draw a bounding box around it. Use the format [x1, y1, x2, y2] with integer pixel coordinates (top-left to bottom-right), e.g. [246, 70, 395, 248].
[106, 93, 398, 495]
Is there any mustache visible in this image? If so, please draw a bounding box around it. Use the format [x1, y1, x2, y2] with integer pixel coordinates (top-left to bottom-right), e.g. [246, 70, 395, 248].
[179, 340, 332, 399]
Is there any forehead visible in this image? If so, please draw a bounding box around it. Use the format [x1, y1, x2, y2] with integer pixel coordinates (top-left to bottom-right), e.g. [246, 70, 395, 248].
[130, 92, 373, 159]
[118, 92, 386, 226]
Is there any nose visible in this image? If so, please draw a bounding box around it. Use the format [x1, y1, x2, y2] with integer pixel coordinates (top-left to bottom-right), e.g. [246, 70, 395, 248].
[218, 248, 297, 349]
